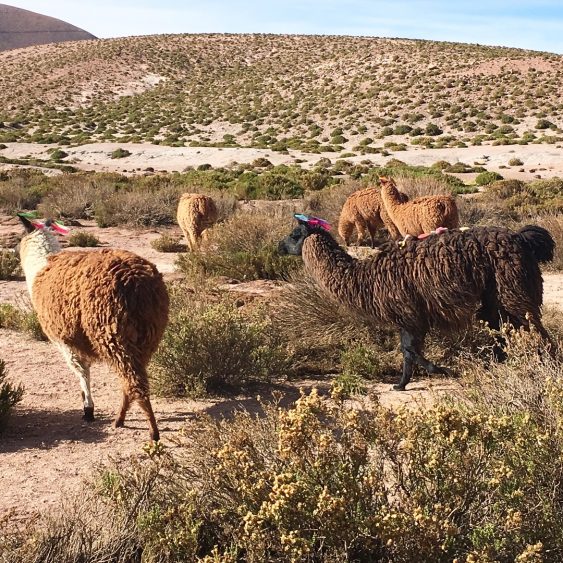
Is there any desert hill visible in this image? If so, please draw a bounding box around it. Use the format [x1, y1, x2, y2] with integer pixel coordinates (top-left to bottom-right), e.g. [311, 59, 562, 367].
[0, 4, 95, 51]
[0, 33, 561, 153]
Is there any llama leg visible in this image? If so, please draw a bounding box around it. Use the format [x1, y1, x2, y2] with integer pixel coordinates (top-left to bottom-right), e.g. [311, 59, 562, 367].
[113, 387, 130, 429]
[394, 346, 415, 391]
[367, 224, 377, 248]
[338, 220, 354, 246]
[477, 290, 507, 361]
[135, 392, 160, 442]
[56, 343, 94, 421]
[114, 361, 160, 441]
[355, 221, 368, 246]
[394, 330, 449, 390]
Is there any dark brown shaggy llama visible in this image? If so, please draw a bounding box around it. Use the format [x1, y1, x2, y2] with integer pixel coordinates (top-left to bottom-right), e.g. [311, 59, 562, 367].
[279, 217, 555, 390]
[18, 216, 169, 441]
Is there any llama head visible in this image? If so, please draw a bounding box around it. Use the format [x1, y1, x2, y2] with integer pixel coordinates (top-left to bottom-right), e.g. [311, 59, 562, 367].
[17, 213, 63, 262]
[378, 176, 396, 188]
[278, 214, 331, 256]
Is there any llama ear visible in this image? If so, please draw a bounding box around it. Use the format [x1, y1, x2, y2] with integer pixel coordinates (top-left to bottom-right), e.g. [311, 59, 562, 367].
[293, 213, 331, 231]
[17, 213, 37, 233]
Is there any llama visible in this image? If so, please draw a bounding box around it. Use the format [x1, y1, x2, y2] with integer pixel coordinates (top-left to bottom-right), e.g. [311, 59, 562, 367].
[18, 216, 169, 441]
[379, 176, 459, 237]
[279, 215, 554, 390]
[177, 193, 218, 251]
[338, 186, 406, 246]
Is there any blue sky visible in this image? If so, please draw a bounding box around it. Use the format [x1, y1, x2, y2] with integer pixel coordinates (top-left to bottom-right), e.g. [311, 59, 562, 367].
[7, 0, 563, 54]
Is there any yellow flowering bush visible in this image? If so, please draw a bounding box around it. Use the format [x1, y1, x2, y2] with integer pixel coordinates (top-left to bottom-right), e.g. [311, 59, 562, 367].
[5, 330, 563, 562]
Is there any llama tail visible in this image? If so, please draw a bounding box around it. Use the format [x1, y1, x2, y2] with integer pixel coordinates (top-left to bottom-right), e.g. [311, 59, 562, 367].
[518, 225, 555, 263]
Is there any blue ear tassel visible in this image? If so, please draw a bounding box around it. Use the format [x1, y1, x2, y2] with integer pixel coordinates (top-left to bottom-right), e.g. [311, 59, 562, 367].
[293, 213, 331, 231]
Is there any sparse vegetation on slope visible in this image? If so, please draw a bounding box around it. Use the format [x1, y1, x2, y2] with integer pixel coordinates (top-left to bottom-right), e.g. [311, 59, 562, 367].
[0, 35, 561, 151]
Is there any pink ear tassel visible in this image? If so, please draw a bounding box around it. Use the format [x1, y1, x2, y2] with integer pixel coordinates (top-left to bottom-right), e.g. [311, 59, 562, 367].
[308, 217, 332, 231]
[30, 219, 70, 235]
[51, 222, 70, 235]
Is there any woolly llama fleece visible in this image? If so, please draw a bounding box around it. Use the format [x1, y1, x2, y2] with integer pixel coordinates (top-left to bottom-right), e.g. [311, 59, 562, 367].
[280, 214, 555, 390]
[177, 193, 218, 251]
[18, 215, 169, 441]
[338, 186, 406, 245]
[379, 176, 459, 237]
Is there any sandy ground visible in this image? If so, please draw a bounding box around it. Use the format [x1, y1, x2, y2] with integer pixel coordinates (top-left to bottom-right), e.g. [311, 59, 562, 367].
[0, 220, 465, 524]
[1, 132, 562, 524]
[1, 216, 562, 523]
[2, 141, 563, 181]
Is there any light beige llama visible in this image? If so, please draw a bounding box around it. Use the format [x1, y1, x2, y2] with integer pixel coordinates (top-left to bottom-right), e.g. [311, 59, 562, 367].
[177, 193, 218, 251]
[379, 176, 459, 237]
[338, 186, 406, 246]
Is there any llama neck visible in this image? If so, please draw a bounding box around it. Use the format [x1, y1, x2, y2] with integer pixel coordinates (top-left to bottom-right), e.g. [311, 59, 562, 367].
[380, 182, 403, 213]
[20, 231, 61, 298]
[302, 231, 365, 308]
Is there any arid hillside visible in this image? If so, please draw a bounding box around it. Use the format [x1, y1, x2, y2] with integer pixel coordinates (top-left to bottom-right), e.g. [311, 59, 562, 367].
[0, 34, 561, 153]
[0, 4, 95, 51]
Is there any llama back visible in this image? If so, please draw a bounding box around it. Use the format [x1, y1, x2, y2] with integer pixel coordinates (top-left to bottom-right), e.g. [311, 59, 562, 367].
[434, 196, 459, 229]
[178, 193, 218, 228]
[338, 186, 402, 242]
[32, 249, 169, 362]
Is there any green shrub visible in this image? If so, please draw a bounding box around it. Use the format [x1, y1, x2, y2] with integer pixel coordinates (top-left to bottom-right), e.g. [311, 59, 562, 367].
[0, 359, 23, 430]
[508, 157, 523, 166]
[425, 122, 443, 136]
[177, 213, 300, 281]
[151, 288, 287, 397]
[486, 178, 563, 215]
[150, 233, 184, 252]
[0, 250, 21, 280]
[0, 169, 52, 212]
[330, 343, 383, 399]
[536, 119, 554, 130]
[251, 157, 273, 168]
[475, 171, 503, 185]
[339, 342, 383, 380]
[94, 186, 180, 227]
[110, 148, 132, 159]
[67, 231, 101, 247]
[0, 303, 47, 341]
[49, 149, 68, 161]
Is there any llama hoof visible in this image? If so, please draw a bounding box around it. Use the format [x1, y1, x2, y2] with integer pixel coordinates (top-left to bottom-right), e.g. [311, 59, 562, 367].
[150, 431, 160, 442]
[393, 384, 406, 391]
[113, 419, 125, 429]
[82, 407, 95, 422]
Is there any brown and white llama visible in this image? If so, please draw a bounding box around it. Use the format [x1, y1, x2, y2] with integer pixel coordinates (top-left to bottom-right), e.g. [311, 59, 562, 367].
[338, 186, 406, 246]
[379, 176, 459, 237]
[177, 193, 218, 251]
[18, 216, 169, 441]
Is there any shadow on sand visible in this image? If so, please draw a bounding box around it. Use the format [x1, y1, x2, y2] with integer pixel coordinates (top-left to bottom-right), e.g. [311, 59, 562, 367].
[0, 407, 109, 453]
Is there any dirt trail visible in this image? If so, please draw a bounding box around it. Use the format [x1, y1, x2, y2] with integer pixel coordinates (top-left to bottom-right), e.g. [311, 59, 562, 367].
[0, 219, 561, 522]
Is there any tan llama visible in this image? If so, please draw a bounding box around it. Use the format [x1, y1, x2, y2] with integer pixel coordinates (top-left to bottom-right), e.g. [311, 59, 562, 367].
[177, 193, 218, 251]
[338, 186, 406, 246]
[379, 176, 459, 237]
